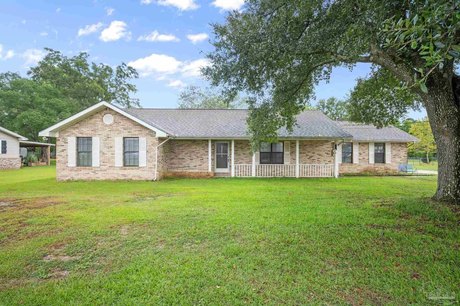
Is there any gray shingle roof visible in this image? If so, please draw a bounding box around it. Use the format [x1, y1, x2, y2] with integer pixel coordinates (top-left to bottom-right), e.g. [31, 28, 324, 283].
[123, 108, 352, 139]
[337, 121, 418, 142]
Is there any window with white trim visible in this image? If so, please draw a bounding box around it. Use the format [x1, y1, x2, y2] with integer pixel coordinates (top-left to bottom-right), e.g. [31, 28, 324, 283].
[260, 142, 284, 164]
[124, 137, 139, 167]
[341, 142, 353, 163]
[76, 137, 92, 167]
[374, 143, 385, 163]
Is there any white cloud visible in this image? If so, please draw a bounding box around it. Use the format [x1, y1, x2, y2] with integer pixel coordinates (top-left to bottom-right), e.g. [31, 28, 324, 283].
[212, 0, 244, 11]
[138, 31, 179, 42]
[168, 79, 186, 88]
[106, 7, 115, 16]
[100, 21, 130, 42]
[181, 58, 210, 77]
[128, 53, 182, 76]
[0, 45, 15, 60]
[40, 31, 48, 36]
[141, 0, 198, 11]
[78, 22, 103, 37]
[186, 33, 208, 44]
[56, 7, 61, 13]
[22, 49, 46, 65]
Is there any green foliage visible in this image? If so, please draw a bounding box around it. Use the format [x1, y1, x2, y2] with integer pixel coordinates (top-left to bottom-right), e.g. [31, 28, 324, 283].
[409, 118, 437, 159]
[0, 74, 74, 140]
[347, 69, 421, 127]
[24, 152, 39, 164]
[0, 49, 139, 140]
[29, 48, 139, 108]
[178, 85, 246, 109]
[381, 0, 460, 91]
[316, 97, 349, 120]
[205, 0, 459, 145]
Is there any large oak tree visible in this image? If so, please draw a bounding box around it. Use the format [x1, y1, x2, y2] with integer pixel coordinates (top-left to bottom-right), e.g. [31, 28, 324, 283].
[204, 0, 460, 203]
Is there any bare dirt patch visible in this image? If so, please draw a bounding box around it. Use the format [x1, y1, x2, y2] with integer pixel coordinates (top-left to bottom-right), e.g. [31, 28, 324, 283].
[43, 241, 80, 262]
[0, 197, 64, 211]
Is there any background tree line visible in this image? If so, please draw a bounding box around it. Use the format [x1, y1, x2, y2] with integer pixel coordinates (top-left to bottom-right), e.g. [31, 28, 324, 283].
[0, 48, 139, 141]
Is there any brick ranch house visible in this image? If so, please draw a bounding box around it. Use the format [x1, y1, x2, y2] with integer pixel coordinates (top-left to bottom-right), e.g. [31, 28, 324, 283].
[39, 102, 417, 181]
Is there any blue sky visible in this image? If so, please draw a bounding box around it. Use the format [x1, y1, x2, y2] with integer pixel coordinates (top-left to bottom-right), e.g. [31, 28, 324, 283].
[0, 0, 424, 118]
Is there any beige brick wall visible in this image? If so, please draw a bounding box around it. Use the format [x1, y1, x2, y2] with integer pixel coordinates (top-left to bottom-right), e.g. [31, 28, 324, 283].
[340, 142, 409, 174]
[57, 108, 158, 181]
[165, 140, 209, 172]
[299, 140, 335, 164]
[0, 157, 21, 170]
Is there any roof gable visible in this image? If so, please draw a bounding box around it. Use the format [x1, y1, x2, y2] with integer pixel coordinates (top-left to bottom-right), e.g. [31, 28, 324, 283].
[39, 102, 168, 137]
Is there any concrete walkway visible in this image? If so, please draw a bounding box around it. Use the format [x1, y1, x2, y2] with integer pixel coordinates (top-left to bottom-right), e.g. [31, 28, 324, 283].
[415, 170, 438, 175]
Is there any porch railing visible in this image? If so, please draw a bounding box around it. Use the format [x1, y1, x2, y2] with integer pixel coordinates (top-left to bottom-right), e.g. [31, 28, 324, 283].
[234, 164, 335, 178]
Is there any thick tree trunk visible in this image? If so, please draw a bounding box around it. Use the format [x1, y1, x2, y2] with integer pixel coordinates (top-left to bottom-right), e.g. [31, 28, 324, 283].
[423, 73, 460, 204]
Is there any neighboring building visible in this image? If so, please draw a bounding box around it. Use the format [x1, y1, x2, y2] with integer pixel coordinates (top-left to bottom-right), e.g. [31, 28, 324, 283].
[0, 126, 54, 170]
[39, 102, 417, 181]
[0, 126, 27, 169]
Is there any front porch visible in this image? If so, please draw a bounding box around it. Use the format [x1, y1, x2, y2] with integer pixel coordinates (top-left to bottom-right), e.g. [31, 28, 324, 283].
[234, 163, 335, 178]
[162, 139, 339, 178]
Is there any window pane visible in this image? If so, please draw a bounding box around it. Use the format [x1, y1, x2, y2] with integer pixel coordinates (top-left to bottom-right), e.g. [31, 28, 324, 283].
[260, 152, 271, 164]
[342, 143, 353, 163]
[272, 143, 283, 152]
[272, 152, 283, 164]
[375, 143, 385, 153]
[124, 138, 139, 152]
[124, 137, 139, 166]
[260, 142, 271, 152]
[374, 143, 385, 163]
[124, 152, 139, 166]
[1, 140, 6, 154]
[77, 137, 92, 167]
[77, 152, 92, 167]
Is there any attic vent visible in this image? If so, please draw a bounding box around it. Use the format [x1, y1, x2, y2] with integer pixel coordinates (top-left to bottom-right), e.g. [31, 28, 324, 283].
[103, 114, 114, 125]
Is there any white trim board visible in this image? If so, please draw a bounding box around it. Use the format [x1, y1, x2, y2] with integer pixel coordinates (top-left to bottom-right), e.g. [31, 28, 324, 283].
[39, 102, 168, 138]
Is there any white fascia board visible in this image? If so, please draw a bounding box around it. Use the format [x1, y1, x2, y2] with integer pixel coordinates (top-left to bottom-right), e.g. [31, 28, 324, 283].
[0, 126, 28, 140]
[39, 102, 168, 138]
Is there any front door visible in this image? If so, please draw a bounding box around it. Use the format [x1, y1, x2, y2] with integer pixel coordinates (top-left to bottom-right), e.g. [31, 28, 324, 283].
[215, 142, 229, 172]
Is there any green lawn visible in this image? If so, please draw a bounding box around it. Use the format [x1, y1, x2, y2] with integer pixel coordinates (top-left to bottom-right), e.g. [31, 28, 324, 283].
[409, 159, 438, 171]
[0, 167, 458, 305]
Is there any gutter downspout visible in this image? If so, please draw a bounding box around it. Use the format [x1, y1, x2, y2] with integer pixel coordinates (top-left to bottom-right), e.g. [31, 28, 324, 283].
[154, 137, 171, 181]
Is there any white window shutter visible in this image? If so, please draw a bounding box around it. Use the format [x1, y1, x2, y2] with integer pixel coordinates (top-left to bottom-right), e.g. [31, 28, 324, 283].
[385, 143, 392, 164]
[336, 143, 342, 164]
[369, 143, 375, 164]
[353, 142, 359, 164]
[139, 137, 147, 167]
[67, 137, 76, 167]
[283, 141, 290, 164]
[115, 137, 123, 167]
[92, 137, 100, 167]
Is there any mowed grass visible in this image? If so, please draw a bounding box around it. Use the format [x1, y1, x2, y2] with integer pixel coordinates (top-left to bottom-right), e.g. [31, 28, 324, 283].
[0, 167, 458, 305]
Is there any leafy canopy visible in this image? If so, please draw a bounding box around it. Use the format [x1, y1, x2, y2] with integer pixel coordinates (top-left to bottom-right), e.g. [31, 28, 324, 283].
[315, 97, 349, 121]
[0, 48, 139, 140]
[409, 118, 437, 157]
[204, 0, 460, 145]
[178, 86, 246, 109]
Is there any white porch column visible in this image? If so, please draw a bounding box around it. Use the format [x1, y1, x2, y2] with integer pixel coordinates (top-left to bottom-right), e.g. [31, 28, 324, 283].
[208, 139, 212, 172]
[231, 140, 235, 177]
[295, 140, 299, 178]
[334, 143, 340, 178]
[252, 153, 256, 177]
